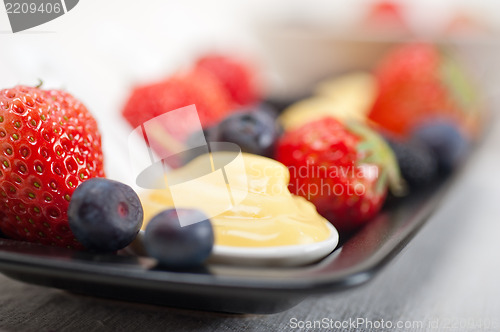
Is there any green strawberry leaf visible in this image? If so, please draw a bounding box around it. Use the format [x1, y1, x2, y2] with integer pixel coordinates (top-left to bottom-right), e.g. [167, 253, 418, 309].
[346, 120, 407, 196]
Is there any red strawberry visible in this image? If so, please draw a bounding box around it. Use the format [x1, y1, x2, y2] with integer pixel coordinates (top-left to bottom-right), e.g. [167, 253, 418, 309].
[0, 86, 105, 248]
[276, 117, 402, 235]
[122, 70, 232, 149]
[363, 1, 411, 33]
[368, 43, 480, 137]
[195, 54, 259, 106]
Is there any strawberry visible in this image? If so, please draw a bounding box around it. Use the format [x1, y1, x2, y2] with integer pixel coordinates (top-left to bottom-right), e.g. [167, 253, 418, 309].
[0, 86, 105, 248]
[368, 43, 480, 137]
[276, 117, 402, 235]
[122, 69, 232, 151]
[194, 54, 259, 106]
[362, 1, 411, 33]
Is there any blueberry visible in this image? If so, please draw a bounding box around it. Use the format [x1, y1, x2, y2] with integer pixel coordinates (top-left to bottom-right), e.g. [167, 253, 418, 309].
[412, 119, 470, 173]
[385, 137, 438, 188]
[209, 107, 282, 157]
[181, 105, 282, 164]
[68, 178, 143, 252]
[144, 209, 214, 268]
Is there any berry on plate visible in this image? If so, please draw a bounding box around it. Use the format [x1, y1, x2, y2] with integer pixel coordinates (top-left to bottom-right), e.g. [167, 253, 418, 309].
[122, 70, 232, 144]
[368, 43, 480, 137]
[207, 106, 282, 158]
[412, 119, 470, 173]
[276, 117, 403, 235]
[68, 178, 143, 252]
[194, 54, 259, 106]
[0, 86, 105, 248]
[144, 208, 214, 268]
[384, 136, 438, 188]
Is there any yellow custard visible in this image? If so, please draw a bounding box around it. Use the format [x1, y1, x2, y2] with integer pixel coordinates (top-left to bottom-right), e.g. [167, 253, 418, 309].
[140, 152, 331, 247]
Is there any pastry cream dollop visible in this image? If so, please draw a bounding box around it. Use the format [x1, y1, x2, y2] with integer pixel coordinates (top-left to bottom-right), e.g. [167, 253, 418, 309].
[140, 152, 331, 247]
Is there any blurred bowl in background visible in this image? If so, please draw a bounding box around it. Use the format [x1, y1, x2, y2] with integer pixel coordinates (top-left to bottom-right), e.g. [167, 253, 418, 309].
[256, 23, 500, 102]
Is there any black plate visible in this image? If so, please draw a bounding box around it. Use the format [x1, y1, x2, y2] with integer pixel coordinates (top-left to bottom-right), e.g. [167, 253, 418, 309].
[0, 176, 453, 314]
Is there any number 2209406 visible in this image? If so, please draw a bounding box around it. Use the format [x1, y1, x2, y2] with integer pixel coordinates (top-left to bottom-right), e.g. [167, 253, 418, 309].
[5, 2, 62, 14]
